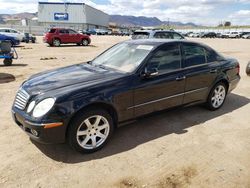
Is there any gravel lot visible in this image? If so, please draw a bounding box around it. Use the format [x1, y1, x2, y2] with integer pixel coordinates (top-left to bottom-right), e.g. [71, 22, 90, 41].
[0, 36, 249, 188]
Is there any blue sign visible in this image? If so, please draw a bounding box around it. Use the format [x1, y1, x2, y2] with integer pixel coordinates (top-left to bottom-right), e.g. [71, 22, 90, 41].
[54, 13, 69, 21]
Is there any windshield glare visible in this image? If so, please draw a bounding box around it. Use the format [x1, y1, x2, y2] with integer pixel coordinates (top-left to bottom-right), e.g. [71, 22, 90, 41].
[92, 43, 154, 73]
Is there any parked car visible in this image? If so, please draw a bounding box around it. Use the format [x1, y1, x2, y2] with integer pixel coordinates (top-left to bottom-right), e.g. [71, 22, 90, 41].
[221, 32, 230, 38]
[229, 32, 241, 38]
[95, 29, 109, 35]
[0, 34, 20, 46]
[23, 33, 36, 43]
[240, 32, 250, 38]
[12, 39, 240, 153]
[200, 32, 217, 38]
[216, 32, 222, 38]
[132, 30, 185, 40]
[0, 28, 25, 41]
[242, 34, 250, 39]
[78, 30, 91, 36]
[43, 28, 91, 47]
[189, 33, 200, 38]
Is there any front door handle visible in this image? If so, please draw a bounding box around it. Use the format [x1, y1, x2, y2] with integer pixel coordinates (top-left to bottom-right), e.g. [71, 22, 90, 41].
[210, 69, 218, 73]
[176, 76, 186, 81]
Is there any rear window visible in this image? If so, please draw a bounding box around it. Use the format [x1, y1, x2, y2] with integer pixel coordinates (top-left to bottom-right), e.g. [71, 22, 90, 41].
[132, 32, 150, 39]
[49, 29, 56, 33]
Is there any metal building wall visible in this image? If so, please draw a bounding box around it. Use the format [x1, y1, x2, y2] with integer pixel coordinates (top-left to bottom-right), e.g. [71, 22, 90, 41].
[84, 5, 109, 28]
[38, 2, 109, 28]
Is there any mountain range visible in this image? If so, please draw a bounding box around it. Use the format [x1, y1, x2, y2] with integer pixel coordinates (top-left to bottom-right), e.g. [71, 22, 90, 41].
[0, 12, 198, 28]
[110, 15, 198, 27]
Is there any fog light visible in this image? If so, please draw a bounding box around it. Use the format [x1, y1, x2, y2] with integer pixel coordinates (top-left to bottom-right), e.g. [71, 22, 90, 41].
[31, 129, 38, 137]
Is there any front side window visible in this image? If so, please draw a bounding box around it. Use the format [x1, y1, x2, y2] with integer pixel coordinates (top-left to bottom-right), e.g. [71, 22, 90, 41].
[154, 32, 172, 39]
[172, 33, 184, 39]
[92, 43, 154, 73]
[69, 29, 77, 34]
[183, 44, 206, 67]
[147, 44, 181, 73]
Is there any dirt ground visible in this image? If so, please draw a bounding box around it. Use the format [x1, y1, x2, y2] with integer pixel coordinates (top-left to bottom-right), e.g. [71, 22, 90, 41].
[0, 36, 250, 188]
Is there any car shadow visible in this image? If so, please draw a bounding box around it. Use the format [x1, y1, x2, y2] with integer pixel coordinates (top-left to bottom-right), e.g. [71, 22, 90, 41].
[47, 44, 97, 48]
[0, 64, 27, 67]
[0, 73, 15, 83]
[32, 93, 250, 163]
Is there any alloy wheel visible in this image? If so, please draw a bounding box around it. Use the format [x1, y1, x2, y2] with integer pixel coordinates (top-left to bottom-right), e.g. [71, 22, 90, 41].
[211, 85, 226, 108]
[76, 115, 110, 150]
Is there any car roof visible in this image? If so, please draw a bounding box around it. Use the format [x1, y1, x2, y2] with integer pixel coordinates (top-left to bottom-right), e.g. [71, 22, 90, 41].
[0, 28, 17, 30]
[134, 30, 177, 33]
[124, 39, 214, 50]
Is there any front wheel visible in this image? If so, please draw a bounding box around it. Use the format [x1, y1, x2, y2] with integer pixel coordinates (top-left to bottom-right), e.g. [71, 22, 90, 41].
[67, 109, 114, 153]
[206, 82, 227, 111]
[82, 39, 89, 46]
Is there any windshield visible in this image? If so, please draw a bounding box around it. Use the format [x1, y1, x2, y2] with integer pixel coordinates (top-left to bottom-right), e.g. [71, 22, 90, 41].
[92, 43, 154, 73]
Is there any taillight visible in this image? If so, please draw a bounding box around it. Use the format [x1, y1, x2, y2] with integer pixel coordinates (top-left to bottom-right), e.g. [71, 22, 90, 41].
[236, 64, 240, 75]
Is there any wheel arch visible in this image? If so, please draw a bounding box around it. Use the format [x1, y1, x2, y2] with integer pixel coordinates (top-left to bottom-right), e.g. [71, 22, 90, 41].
[66, 101, 119, 138]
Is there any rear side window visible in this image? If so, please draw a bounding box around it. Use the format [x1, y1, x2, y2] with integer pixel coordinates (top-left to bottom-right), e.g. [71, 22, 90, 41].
[132, 32, 150, 39]
[183, 44, 206, 67]
[154, 32, 173, 39]
[49, 29, 56, 33]
[147, 44, 181, 73]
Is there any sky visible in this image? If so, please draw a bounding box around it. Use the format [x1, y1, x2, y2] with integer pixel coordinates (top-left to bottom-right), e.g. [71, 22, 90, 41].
[0, 0, 250, 26]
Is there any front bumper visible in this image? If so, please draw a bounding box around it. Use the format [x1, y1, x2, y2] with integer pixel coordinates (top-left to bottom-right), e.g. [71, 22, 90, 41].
[12, 108, 66, 144]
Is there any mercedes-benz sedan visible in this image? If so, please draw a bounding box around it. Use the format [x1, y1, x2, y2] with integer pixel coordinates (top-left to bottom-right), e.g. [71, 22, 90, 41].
[12, 40, 240, 153]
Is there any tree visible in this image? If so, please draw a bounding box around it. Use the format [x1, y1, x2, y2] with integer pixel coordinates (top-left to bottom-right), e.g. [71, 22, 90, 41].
[224, 21, 231, 27]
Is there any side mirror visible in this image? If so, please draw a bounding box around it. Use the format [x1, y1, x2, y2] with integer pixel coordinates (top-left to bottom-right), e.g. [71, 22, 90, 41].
[141, 67, 159, 78]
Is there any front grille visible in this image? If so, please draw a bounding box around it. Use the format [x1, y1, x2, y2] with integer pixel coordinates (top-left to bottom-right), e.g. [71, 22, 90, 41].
[14, 88, 30, 110]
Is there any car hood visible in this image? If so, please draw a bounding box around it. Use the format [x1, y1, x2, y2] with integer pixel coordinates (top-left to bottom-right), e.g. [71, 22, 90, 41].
[22, 63, 124, 95]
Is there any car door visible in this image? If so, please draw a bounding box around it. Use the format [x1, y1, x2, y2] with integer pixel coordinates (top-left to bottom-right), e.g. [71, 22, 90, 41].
[58, 29, 69, 43]
[68, 29, 79, 43]
[132, 43, 186, 117]
[182, 43, 219, 104]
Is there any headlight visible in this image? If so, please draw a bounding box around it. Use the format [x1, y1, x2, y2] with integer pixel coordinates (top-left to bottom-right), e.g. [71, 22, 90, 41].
[32, 98, 55, 118]
[27, 101, 35, 113]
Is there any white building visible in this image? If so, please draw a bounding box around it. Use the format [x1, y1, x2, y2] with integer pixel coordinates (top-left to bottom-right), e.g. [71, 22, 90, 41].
[38, 2, 109, 30]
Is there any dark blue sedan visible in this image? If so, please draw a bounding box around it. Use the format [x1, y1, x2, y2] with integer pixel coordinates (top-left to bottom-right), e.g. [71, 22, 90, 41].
[0, 34, 20, 46]
[12, 39, 240, 153]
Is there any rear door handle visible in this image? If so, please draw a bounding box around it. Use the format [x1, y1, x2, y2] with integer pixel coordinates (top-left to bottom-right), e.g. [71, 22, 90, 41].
[210, 69, 218, 73]
[176, 76, 186, 81]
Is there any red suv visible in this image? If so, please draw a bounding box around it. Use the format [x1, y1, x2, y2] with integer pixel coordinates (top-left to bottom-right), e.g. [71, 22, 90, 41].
[44, 28, 91, 47]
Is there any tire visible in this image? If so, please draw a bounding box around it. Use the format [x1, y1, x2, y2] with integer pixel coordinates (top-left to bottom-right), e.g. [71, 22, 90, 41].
[82, 39, 89, 46]
[67, 108, 114, 153]
[53, 39, 61, 47]
[246, 61, 250, 76]
[3, 59, 12, 66]
[206, 82, 227, 111]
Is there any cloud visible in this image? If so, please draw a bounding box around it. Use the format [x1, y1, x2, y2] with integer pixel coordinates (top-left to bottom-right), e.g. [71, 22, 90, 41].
[0, 0, 249, 25]
[229, 9, 250, 25]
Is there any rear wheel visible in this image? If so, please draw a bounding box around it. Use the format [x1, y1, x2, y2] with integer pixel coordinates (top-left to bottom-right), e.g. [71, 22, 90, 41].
[67, 108, 114, 153]
[82, 39, 89, 46]
[206, 82, 227, 110]
[53, 39, 61, 47]
[3, 58, 13, 66]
